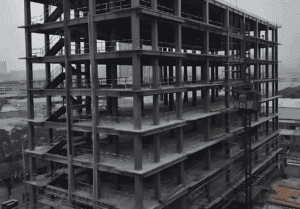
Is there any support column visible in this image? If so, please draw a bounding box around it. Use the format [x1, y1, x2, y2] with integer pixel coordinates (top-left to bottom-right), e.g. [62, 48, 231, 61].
[177, 162, 184, 185]
[25, 2, 35, 205]
[174, 0, 181, 17]
[225, 113, 230, 133]
[135, 176, 144, 209]
[153, 133, 160, 163]
[266, 101, 269, 117]
[63, 0, 75, 204]
[184, 65, 188, 102]
[164, 65, 168, 105]
[266, 120, 269, 135]
[169, 93, 174, 111]
[204, 117, 210, 141]
[203, 0, 209, 24]
[176, 127, 183, 153]
[134, 135, 143, 170]
[206, 147, 211, 170]
[192, 65, 197, 106]
[154, 172, 161, 200]
[89, 0, 101, 201]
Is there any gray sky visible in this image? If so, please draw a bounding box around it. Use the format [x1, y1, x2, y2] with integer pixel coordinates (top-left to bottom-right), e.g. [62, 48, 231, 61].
[0, 0, 298, 75]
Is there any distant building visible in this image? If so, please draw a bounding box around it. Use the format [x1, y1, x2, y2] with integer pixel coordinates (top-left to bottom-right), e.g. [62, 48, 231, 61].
[0, 61, 7, 74]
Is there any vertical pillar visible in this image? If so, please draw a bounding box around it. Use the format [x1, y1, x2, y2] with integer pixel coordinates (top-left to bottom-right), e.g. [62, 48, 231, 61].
[203, 31, 209, 54]
[192, 65, 197, 106]
[63, 0, 75, 204]
[134, 135, 143, 170]
[206, 146, 211, 170]
[89, 0, 101, 201]
[255, 126, 259, 141]
[254, 20, 258, 38]
[203, 0, 209, 24]
[177, 162, 184, 185]
[205, 117, 210, 141]
[184, 65, 188, 102]
[225, 113, 230, 133]
[169, 93, 175, 111]
[152, 18, 160, 125]
[153, 134, 160, 163]
[132, 10, 142, 130]
[176, 127, 183, 153]
[164, 66, 169, 105]
[135, 176, 144, 209]
[174, 0, 181, 17]
[24, 1, 35, 207]
[151, 0, 157, 11]
[266, 120, 269, 135]
[154, 172, 161, 200]
[131, 0, 139, 7]
[225, 6, 229, 28]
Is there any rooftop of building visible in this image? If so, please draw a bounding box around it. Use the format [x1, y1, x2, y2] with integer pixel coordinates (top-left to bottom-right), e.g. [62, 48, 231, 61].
[263, 177, 300, 209]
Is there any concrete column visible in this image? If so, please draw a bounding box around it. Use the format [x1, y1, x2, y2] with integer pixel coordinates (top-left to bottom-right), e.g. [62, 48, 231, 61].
[154, 172, 161, 200]
[266, 101, 269, 117]
[176, 127, 183, 153]
[203, 31, 209, 54]
[225, 6, 229, 28]
[254, 20, 258, 37]
[176, 92, 183, 119]
[134, 135, 143, 170]
[275, 116, 279, 130]
[192, 65, 197, 106]
[225, 113, 230, 133]
[266, 23, 269, 41]
[211, 88, 215, 103]
[169, 93, 175, 111]
[164, 66, 169, 105]
[153, 94, 159, 125]
[135, 175, 144, 209]
[151, 0, 157, 11]
[203, 0, 209, 24]
[266, 82, 269, 98]
[44, 30, 53, 147]
[63, 0, 75, 204]
[133, 95, 142, 130]
[131, 0, 139, 7]
[153, 133, 160, 163]
[169, 65, 174, 83]
[206, 147, 211, 170]
[266, 120, 269, 135]
[205, 117, 210, 141]
[113, 135, 120, 155]
[132, 10, 141, 89]
[204, 89, 210, 113]
[255, 126, 259, 141]
[177, 162, 185, 185]
[184, 65, 188, 102]
[89, 0, 101, 201]
[174, 0, 181, 17]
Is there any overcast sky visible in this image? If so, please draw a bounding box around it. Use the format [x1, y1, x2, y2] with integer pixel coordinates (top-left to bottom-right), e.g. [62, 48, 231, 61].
[0, 0, 298, 75]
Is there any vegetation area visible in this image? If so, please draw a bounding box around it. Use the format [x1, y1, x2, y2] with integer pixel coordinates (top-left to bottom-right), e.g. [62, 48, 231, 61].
[279, 85, 300, 98]
[0, 125, 66, 180]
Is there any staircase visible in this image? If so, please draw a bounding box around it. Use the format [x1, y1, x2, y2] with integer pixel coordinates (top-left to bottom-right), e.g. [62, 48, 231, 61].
[46, 72, 65, 89]
[45, 0, 63, 23]
[47, 140, 67, 154]
[46, 106, 66, 121]
[46, 38, 65, 56]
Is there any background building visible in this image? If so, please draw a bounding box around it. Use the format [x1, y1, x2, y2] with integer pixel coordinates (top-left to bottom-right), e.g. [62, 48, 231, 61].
[21, 0, 282, 208]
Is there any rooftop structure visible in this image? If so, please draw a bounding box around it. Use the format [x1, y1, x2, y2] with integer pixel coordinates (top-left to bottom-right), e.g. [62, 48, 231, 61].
[21, 0, 281, 208]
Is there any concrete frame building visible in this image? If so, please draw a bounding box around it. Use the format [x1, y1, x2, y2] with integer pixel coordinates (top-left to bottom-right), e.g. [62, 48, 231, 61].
[21, 0, 282, 208]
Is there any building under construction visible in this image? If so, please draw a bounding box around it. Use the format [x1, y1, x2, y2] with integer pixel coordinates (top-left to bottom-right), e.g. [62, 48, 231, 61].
[21, 0, 282, 208]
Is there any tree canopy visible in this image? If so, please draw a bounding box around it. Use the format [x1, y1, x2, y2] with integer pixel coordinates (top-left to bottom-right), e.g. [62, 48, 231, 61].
[279, 85, 300, 98]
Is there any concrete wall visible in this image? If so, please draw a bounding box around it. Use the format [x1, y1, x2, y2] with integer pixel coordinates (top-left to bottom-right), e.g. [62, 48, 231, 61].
[285, 164, 300, 178]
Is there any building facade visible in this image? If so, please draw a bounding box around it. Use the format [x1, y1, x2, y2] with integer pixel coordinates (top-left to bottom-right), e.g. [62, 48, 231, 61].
[22, 0, 281, 208]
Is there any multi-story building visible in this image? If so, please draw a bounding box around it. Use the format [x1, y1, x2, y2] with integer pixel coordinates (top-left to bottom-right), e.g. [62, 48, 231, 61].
[21, 0, 282, 208]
